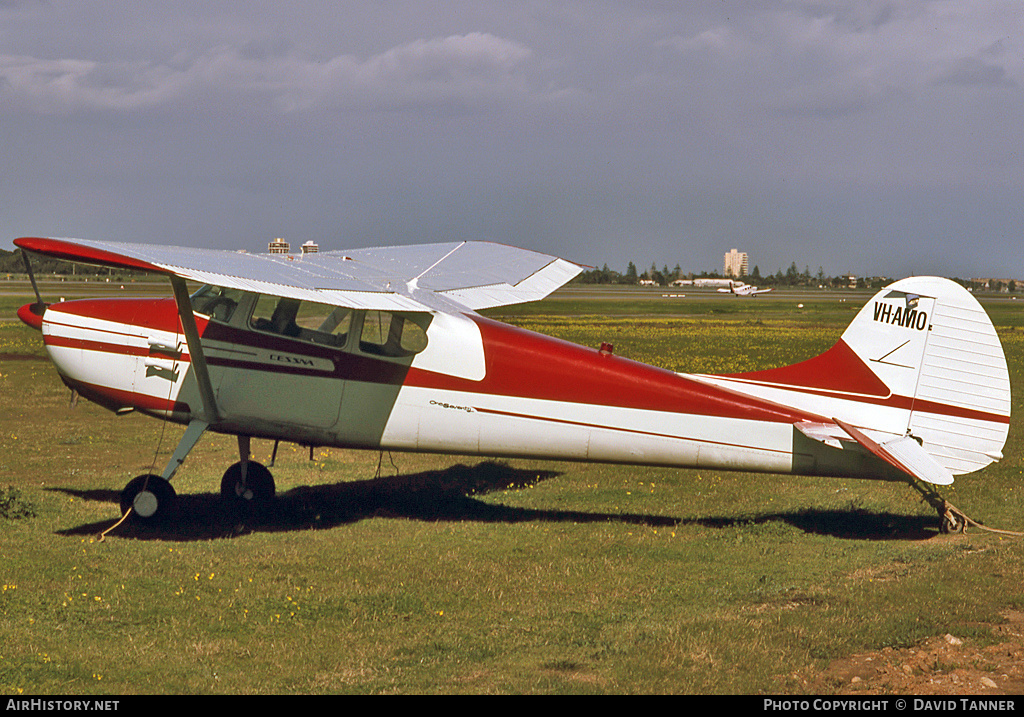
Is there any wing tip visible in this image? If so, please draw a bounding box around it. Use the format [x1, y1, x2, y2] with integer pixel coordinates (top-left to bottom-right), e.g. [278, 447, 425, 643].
[14, 236, 168, 274]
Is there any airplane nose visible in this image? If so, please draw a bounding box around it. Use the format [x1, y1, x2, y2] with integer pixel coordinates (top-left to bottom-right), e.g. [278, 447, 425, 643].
[17, 302, 47, 331]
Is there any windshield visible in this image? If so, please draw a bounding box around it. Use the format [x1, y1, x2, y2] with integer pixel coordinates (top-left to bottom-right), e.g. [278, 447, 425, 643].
[190, 285, 245, 323]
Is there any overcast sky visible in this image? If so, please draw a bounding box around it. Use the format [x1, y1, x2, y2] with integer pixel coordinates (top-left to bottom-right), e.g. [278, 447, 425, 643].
[2, 1, 1022, 279]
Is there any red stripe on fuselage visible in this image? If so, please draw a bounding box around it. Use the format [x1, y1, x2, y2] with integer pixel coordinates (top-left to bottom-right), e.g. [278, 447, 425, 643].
[707, 369, 1011, 426]
[44, 332, 149, 357]
[475, 405, 792, 454]
[60, 376, 191, 415]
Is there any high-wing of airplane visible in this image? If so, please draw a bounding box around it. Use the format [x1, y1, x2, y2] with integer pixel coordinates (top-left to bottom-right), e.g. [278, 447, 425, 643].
[15, 237, 1010, 534]
[717, 280, 772, 296]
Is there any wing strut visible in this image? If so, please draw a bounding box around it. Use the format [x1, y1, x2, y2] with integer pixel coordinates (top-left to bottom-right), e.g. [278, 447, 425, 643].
[168, 276, 221, 424]
[20, 249, 47, 313]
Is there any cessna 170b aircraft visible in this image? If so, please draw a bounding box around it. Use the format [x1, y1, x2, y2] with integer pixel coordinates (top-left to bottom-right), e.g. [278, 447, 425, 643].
[15, 236, 1011, 533]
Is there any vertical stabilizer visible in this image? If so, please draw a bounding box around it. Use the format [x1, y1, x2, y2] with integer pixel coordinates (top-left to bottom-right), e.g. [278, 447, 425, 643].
[840, 277, 1010, 475]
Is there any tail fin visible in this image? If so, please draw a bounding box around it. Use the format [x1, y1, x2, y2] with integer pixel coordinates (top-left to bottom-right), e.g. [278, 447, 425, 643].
[838, 276, 1010, 476]
[703, 277, 1010, 479]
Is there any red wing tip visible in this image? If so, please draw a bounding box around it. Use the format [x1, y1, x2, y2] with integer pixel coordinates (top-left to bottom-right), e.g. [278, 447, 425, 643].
[14, 237, 167, 274]
[14, 236, 46, 251]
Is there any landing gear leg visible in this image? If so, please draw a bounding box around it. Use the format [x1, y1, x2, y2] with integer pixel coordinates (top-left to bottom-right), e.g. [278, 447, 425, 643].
[220, 436, 276, 516]
[939, 502, 967, 535]
[115, 274, 221, 529]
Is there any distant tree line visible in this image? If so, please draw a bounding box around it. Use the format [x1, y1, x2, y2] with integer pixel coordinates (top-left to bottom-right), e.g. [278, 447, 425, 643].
[573, 259, 992, 292]
[574, 259, 886, 288]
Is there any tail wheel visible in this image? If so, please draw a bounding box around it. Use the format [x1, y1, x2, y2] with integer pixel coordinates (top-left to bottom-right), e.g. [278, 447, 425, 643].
[120, 474, 177, 524]
[940, 508, 966, 535]
[220, 461, 275, 513]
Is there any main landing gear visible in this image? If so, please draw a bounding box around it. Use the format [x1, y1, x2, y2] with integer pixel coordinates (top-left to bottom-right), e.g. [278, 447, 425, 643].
[120, 474, 177, 523]
[220, 460, 276, 515]
[118, 426, 277, 525]
[119, 461, 277, 525]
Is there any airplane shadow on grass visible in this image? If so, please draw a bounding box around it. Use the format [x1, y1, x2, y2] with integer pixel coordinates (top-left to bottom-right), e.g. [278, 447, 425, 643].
[52, 460, 940, 542]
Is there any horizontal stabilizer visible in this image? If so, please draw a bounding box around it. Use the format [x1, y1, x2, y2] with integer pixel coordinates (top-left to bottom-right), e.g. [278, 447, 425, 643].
[833, 419, 954, 485]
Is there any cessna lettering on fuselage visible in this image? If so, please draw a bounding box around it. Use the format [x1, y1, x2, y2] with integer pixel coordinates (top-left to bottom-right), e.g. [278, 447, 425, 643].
[270, 353, 316, 367]
[13, 236, 1011, 535]
[873, 300, 929, 331]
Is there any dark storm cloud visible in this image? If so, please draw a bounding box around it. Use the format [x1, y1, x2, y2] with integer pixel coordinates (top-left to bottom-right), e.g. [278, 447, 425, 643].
[1, 1, 1022, 279]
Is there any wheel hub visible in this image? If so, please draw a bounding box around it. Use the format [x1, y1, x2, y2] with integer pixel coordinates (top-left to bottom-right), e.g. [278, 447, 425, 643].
[133, 490, 159, 518]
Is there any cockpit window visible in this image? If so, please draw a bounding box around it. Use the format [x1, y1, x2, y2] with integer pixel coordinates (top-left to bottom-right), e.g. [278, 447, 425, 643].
[191, 285, 245, 323]
[247, 296, 430, 357]
[359, 311, 430, 357]
[250, 295, 352, 347]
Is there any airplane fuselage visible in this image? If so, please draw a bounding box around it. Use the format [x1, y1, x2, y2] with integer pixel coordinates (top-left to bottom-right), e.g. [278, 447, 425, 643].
[36, 292, 907, 483]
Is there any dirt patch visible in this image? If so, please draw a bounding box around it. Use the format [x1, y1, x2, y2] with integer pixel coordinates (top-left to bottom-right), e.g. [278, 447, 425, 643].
[800, 611, 1024, 694]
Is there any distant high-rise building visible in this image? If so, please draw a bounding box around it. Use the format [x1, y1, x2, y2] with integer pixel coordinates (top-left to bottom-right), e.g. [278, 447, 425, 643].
[301, 240, 319, 254]
[724, 249, 748, 278]
[268, 238, 290, 254]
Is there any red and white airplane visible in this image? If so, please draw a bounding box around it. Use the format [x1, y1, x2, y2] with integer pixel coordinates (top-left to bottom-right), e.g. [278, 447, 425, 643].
[15, 237, 1011, 533]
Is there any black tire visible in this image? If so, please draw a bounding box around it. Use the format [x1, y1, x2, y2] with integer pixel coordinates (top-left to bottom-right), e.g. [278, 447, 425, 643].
[940, 514, 964, 534]
[220, 461, 275, 513]
[120, 474, 177, 524]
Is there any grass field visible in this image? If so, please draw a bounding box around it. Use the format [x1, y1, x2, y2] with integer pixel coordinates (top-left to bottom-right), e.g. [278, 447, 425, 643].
[2, 282, 1023, 694]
